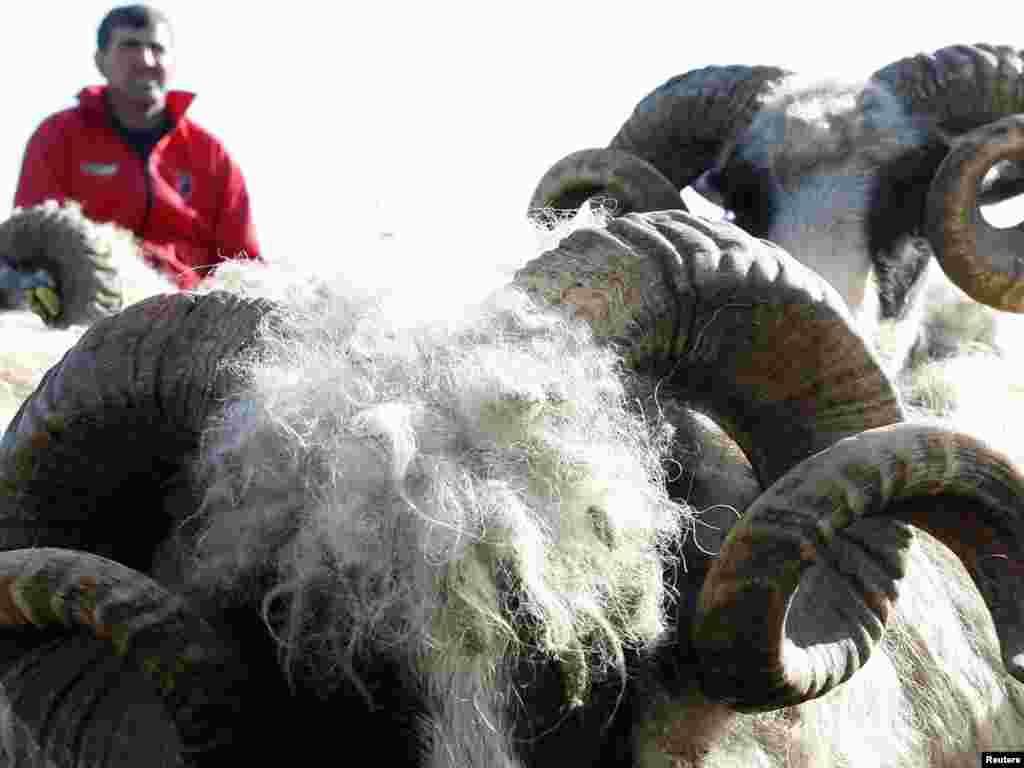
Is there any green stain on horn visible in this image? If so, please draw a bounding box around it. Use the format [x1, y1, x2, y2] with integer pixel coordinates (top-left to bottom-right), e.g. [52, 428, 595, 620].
[2, 413, 67, 496]
[141, 649, 199, 694]
[43, 413, 66, 434]
[629, 313, 680, 369]
[516, 269, 564, 310]
[548, 179, 626, 212]
[520, 248, 647, 341]
[111, 623, 135, 656]
[76, 577, 99, 616]
[991, 78, 1022, 116]
[28, 285, 61, 323]
[141, 655, 179, 693]
[7, 442, 40, 495]
[15, 574, 64, 627]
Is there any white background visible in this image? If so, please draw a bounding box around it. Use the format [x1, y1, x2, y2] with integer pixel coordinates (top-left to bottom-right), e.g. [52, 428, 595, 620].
[2, 2, 1019, 284]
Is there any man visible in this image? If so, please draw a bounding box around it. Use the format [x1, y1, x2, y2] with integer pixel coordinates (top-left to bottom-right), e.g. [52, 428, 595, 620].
[13, 5, 261, 290]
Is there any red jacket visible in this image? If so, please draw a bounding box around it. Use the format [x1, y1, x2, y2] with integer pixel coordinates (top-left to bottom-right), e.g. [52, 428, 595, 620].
[14, 86, 261, 289]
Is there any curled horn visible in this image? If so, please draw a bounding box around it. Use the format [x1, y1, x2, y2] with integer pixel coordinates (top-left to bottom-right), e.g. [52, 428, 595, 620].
[516, 210, 915, 695]
[693, 423, 1024, 711]
[608, 65, 788, 193]
[0, 202, 129, 327]
[528, 66, 787, 217]
[0, 548, 248, 756]
[528, 147, 687, 216]
[514, 209, 902, 490]
[1, 291, 273, 564]
[925, 115, 1024, 310]
[0, 292, 271, 756]
[872, 44, 1024, 311]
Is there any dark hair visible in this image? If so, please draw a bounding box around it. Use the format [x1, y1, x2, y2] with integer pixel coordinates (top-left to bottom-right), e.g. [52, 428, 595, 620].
[97, 5, 172, 51]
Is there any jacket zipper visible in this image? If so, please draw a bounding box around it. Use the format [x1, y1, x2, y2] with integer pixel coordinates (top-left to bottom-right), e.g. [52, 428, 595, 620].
[139, 152, 154, 240]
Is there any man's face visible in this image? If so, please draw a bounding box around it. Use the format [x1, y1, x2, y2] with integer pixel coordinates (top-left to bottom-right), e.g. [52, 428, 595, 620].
[94, 22, 174, 107]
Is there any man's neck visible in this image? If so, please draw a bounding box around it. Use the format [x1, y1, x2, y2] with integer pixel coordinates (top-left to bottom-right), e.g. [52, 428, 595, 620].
[105, 89, 167, 131]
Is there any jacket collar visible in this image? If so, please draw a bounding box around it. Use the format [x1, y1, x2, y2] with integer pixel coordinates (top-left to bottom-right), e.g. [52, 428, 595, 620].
[77, 85, 196, 125]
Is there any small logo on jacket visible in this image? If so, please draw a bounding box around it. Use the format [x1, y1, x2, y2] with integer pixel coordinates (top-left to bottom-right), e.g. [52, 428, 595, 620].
[80, 161, 118, 176]
[175, 171, 193, 200]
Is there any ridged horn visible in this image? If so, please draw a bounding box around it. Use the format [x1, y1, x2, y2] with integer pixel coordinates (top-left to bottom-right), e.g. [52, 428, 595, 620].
[693, 423, 1024, 711]
[872, 44, 1024, 310]
[924, 115, 1024, 310]
[0, 291, 273, 569]
[0, 201, 131, 327]
[0, 547, 248, 755]
[514, 209, 903, 489]
[871, 44, 1024, 136]
[608, 65, 789, 194]
[528, 66, 788, 219]
[528, 147, 687, 217]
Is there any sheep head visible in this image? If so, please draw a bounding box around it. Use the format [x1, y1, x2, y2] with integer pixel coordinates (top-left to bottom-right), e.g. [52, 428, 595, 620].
[530, 44, 1024, 372]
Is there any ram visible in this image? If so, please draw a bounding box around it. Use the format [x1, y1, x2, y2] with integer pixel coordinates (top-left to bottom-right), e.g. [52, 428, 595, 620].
[530, 43, 1024, 374]
[1, 206, 1023, 766]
